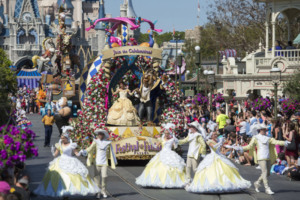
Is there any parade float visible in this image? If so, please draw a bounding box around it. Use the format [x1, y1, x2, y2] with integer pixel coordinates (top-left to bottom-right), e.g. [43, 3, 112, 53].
[31, 4, 80, 107]
[69, 17, 185, 160]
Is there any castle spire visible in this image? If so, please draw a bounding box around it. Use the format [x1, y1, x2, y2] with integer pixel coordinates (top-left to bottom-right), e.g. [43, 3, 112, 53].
[95, 0, 106, 30]
[127, 0, 137, 18]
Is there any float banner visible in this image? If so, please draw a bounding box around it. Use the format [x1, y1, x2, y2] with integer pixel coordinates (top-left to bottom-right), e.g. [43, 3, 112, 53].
[102, 46, 162, 60]
[112, 136, 162, 158]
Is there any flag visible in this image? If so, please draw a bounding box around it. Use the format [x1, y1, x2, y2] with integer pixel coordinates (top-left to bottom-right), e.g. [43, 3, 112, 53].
[173, 27, 175, 36]
[198, 0, 200, 12]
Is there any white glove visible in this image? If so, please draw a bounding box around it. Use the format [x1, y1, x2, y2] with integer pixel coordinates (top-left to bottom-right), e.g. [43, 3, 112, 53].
[75, 150, 82, 157]
[81, 150, 88, 157]
[201, 154, 206, 158]
[236, 146, 244, 153]
[51, 145, 56, 156]
[284, 141, 291, 147]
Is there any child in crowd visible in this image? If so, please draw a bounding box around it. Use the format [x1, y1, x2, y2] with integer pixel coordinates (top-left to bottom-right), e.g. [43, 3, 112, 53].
[271, 153, 288, 175]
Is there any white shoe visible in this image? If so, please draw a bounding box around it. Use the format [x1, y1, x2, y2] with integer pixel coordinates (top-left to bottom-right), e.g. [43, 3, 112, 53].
[254, 181, 260, 193]
[265, 188, 275, 195]
[256, 165, 261, 169]
[101, 191, 108, 198]
[96, 193, 101, 199]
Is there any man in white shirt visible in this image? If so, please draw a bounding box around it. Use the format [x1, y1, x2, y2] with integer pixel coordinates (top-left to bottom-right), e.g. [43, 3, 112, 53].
[84, 130, 117, 199]
[239, 124, 289, 195]
[179, 121, 206, 183]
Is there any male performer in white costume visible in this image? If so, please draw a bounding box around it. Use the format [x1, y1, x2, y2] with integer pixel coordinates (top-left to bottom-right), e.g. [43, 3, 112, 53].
[84, 130, 117, 199]
[238, 124, 290, 195]
[179, 121, 206, 183]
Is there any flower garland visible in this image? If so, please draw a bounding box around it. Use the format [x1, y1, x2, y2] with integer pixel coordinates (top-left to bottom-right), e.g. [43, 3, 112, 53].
[0, 125, 38, 170]
[160, 76, 185, 136]
[71, 68, 121, 148]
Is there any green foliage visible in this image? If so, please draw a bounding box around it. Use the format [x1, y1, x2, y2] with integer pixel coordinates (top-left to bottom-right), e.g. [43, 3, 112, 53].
[283, 72, 300, 101]
[138, 31, 185, 46]
[0, 48, 16, 103]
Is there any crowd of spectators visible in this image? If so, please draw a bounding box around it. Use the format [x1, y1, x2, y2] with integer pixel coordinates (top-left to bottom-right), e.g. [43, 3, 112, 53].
[180, 94, 300, 181]
[0, 164, 31, 200]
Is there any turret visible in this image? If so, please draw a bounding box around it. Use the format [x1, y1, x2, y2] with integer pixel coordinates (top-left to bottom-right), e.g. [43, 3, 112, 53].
[127, 0, 137, 18]
[95, 0, 105, 30]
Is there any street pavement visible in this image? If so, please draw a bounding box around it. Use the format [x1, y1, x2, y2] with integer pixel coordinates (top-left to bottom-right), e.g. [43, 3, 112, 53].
[25, 114, 300, 200]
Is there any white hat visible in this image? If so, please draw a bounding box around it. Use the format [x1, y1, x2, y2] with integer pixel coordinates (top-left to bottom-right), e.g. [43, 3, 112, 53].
[95, 129, 109, 139]
[162, 123, 176, 134]
[188, 121, 201, 132]
[62, 126, 74, 133]
[257, 123, 268, 130]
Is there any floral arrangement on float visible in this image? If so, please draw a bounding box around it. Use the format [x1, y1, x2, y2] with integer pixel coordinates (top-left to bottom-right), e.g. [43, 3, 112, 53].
[0, 125, 38, 170]
[213, 93, 225, 103]
[70, 69, 122, 149]
[281, 99, 299, 115]
[160, 75, 184, 137]
[252, 98, 271, 111]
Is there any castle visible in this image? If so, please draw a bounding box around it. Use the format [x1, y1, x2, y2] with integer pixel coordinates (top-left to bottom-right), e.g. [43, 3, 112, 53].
[0, 0, 139, 70]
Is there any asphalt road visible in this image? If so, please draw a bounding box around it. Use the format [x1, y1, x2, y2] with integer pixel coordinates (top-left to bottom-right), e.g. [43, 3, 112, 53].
[25, 114, 300, 200]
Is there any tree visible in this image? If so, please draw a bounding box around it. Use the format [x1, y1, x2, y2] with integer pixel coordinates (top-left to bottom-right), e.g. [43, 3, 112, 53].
[138, 31, 185, 46]
[0, 48, 17, 125]
[283, 72, 300, 101]
[207, 0, 300, 57]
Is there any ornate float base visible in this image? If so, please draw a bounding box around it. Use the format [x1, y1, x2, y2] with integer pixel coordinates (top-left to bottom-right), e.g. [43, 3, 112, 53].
[108, 126, 162, 160]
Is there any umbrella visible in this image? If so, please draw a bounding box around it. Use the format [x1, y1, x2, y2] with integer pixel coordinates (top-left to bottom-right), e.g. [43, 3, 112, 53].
[293, 33, 300, 44]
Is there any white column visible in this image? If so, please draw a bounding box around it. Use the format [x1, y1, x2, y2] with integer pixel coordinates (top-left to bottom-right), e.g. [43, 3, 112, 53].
[271, 21, 276, 57]
[265, 21, 269, 57]
[225, 101, 229, 116]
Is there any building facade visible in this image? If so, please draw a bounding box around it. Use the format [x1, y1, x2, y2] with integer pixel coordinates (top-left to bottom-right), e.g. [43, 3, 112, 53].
[0, 0, 138, 69]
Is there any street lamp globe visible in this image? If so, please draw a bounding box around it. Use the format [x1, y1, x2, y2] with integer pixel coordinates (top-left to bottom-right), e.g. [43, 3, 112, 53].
[207, 70, 215, 84]
[270, 64, 281, 85]
[195, 46, 200, 53]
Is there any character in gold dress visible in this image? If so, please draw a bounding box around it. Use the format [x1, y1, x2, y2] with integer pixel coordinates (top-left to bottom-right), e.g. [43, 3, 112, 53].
[107, 82, 140, 126]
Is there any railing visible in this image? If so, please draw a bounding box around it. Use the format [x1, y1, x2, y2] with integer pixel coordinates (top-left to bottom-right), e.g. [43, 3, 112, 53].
[274, 49, 300, 59]
[255, 57, 272, 66]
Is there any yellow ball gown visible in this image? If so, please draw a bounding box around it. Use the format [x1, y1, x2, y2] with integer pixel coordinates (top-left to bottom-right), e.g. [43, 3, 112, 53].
[185, 139, 251, 193]
[136, 136, 186, 188]
[107, 90, 140, 126]
[34, 141, 100, 197]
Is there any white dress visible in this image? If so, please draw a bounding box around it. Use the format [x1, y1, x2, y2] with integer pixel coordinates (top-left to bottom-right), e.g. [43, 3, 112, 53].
[34, 141, 100, 197]
[185, 139, 251, 193]
[136, 136, 186, 188]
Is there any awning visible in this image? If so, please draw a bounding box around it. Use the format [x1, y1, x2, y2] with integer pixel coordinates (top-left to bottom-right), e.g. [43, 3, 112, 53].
[17, 68, 42, 89]
[219, 49, 237, 58]
[293, 34, 300, 44]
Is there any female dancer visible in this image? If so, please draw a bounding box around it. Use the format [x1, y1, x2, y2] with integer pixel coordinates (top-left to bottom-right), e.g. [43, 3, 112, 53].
[136, 123, 186, 188]
[107, 82, 140, 126]
[34, 126, 100, 198]
[185, 132, 251, 193]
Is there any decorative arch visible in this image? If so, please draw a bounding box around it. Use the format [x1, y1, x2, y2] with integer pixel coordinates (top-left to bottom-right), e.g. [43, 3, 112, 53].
[16, 28, 25, 44]
[270, 57, 288, 72]
[29, 29, 38, 44]
[14, 56, 33, 71]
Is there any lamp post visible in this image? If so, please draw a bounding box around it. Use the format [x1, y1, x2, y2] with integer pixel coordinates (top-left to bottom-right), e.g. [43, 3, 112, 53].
[270, 64, 281, 120]
[207, 70, 215, 116]
[203, 70, 208, 96]
[177, 50, 183, 91]
[195, 46, 201, 94]
[173, 34, 181, 90]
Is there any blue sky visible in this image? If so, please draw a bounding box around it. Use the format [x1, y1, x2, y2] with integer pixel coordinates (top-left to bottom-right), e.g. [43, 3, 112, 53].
[105, 0, 210, 33]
